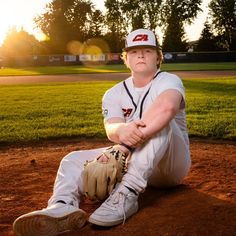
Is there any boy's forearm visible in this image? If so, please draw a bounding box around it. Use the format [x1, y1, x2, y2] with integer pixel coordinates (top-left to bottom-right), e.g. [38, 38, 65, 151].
[105, 122, 125, 143]
[139, 90, 182, 139]
[139, 107, 176, 139]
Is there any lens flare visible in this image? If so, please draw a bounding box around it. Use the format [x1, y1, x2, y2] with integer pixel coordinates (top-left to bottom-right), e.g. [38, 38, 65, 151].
[67, 40, 84, 55]
[68, 38, 110, 66]
[85, 38, 110, 54]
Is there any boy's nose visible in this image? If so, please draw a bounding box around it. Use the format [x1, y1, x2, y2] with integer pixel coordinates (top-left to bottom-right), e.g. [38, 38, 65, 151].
[138, 50, 144, 58]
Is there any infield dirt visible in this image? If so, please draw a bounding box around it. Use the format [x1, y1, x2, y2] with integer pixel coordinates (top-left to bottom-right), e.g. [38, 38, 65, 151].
[0, 139, 235, 236]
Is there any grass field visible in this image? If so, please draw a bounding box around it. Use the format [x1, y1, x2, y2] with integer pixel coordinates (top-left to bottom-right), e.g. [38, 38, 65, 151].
[0, 76, 235, 145]
[183, 77, 235, 139]
[0, 62, 236, 76]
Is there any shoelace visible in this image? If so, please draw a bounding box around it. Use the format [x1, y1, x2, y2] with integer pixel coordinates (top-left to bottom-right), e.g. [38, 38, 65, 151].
[106, 191, 127, 224]
[121, 193, 127, 225]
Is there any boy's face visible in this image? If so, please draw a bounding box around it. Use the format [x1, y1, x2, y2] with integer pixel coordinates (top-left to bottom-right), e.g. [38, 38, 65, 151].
[126, 47, 159, 74]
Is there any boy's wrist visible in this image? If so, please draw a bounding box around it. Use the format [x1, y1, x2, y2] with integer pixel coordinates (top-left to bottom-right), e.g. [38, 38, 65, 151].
[120, 143, 135, 153]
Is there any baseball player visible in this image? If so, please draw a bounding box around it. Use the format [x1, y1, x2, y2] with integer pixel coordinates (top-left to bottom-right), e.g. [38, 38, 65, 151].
[13, 29, 191, 235]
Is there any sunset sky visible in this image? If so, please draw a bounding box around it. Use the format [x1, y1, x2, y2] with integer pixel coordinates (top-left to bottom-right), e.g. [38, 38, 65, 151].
[0, 0, 210, 46]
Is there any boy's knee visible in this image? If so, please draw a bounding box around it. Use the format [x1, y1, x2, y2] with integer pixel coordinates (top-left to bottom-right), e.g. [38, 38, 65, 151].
[60, 151, 80, 165]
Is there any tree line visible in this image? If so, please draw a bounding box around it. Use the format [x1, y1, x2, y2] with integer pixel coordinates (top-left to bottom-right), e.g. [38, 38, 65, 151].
[0, 0, 235, 58]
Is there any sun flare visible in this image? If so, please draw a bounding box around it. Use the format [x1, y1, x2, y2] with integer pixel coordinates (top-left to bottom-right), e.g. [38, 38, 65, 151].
[0, 0, 51, 45]
[0, 0, 105, 46]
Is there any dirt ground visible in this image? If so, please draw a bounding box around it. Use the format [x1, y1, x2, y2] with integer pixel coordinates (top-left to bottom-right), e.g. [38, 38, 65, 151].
[0, 139, 235, 236]
[0, 71, 236, 235]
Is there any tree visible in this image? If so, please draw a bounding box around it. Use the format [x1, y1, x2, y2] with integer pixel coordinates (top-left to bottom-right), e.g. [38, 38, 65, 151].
[162, 16, 188, 52]
[121, 0, 146, 30]
[1, 27, 40, 57]
[34, 0, 102, 54]
[196, 20, 224, 51]
[87, 10, 105, 38]
[161, 0, 202, 52]
[103, 0, 163, 52]
[142, 0, 162, 31]
[121, 0, 162, 31]
[35, 0, 75, 53]
[104, 0, 127, 52]
[209, 0, 236, 51]
[66, 0, 93, 41]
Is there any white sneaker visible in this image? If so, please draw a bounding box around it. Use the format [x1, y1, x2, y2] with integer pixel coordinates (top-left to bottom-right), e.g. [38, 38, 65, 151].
[89, 184, 138, 226]
[13, 203, 87, 236]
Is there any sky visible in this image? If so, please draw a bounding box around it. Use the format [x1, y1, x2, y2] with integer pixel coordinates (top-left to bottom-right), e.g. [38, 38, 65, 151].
[0, 0, 211, 46]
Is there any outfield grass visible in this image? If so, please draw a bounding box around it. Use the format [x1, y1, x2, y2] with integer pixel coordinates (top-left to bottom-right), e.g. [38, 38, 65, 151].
[0, 77, 235, 145]
[183, 77, 236, 139]
[0, 62, 236, 76]
[0, 81, 113, 144]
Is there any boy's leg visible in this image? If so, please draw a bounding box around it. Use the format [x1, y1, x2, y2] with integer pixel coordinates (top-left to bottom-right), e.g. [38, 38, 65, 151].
[123, 120, 191, 192]
[48, 147, 107, 207]
[13, 147, 107, 236]
[148, 120, 191, 187]
[89, 121, 191, 226]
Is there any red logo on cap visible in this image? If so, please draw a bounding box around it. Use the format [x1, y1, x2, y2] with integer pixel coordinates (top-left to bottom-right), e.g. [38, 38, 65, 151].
[133, 34, 148, 42]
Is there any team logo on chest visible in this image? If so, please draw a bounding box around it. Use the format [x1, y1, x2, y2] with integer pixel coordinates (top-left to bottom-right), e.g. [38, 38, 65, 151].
[122, 108, 133, 117]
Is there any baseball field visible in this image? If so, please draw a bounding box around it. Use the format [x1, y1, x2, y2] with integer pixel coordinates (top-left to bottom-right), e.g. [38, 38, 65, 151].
[0, 63, 235, 235]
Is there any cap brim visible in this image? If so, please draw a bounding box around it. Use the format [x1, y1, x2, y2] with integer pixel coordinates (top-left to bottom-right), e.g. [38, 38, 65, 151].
[123, 45, 160, 52]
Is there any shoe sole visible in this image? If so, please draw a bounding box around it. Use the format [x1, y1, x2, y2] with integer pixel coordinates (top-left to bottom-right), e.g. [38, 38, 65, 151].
[89, 217, 124, 227]
[13, 210, 87, 236]
[88, 206, 138, 227]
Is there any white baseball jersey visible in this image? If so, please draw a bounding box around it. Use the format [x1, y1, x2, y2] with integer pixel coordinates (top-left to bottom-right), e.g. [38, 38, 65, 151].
[102, 70, 189, 146]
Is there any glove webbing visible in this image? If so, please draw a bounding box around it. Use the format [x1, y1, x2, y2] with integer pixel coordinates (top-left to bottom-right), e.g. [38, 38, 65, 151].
[103, 147, 128, 174]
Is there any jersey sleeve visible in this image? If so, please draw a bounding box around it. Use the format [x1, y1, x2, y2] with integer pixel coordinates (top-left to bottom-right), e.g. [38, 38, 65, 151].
[156, 73, 186, 109]
[102, 86, 124, 121]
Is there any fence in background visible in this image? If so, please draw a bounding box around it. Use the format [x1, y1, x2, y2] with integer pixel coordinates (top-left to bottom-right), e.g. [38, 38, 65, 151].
[0, 51, 236, 67]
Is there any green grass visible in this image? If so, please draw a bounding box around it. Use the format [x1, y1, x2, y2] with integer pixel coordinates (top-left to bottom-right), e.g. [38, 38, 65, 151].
[0, 64, 128, 76]
[0, 82, 114, 144]
[0, 62, 235, 76]
[0, 77, 235, 145]
[183, 77, 236, 139]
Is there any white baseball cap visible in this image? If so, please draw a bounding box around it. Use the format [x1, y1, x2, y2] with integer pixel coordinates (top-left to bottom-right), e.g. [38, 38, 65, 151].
[123, 29, 160, 51]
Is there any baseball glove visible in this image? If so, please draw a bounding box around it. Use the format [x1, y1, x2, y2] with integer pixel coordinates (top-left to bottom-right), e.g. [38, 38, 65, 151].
[83, 145, 130, 201]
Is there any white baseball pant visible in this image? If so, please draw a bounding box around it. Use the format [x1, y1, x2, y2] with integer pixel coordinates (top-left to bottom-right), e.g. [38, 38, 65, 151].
[47, 119, 191, 208]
